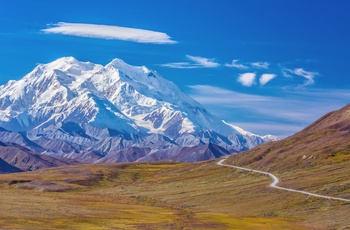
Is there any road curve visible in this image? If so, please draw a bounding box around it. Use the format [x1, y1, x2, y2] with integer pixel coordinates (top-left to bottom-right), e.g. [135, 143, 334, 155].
[216, 158, 350, 202]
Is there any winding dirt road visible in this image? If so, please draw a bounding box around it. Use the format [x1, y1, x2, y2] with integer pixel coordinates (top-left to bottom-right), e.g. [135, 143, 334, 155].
[216, 158, 350, 202]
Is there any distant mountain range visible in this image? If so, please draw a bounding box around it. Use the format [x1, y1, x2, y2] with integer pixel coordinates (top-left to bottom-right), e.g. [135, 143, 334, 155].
[0, 57, 277, 171]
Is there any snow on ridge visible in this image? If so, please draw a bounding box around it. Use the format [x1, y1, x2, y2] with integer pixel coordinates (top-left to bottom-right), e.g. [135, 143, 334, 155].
[45, 56, 103, 78]
[222, 120, 278, 142]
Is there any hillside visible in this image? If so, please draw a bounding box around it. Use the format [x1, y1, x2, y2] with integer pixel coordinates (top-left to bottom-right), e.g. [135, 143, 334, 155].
[227, 104, 350, 171]
[225, 104, 350, 202]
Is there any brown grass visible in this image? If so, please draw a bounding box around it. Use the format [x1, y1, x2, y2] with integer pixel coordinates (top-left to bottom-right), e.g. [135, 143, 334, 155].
[0, 161, 348, 229]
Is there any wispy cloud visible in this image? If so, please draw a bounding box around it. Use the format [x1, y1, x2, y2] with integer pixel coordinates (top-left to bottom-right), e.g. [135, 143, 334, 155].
[42, 22, 177, 44]
[160, 62, 199, 69]
[161, 55, 220, 69]
[186, 55, 220, 68]
[293, 68, 318, 86]
[188, 85, 323, 122]
[251, 61, 269, 69]
[188, 85, 270, 103]
[259, 73, 276, 86]
[237, 73, 256, 87]
[282, 68, 293, 78]
[188, 85, 350, 137]
[225, 60, 249, 69]
[283, 68, 318, 86]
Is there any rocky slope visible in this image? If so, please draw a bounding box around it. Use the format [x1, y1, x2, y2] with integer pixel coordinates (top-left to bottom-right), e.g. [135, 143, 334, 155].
[0, 154, 22, 174]
[0, 141, 73, 171]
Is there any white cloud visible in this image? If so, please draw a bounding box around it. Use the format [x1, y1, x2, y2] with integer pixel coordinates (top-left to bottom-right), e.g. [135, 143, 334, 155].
[259, 73, 276, 86]
[283, 68, 318, 86]
[293, 68, 318, 86]
[42, 22, 177, 44]
[225, 60, 249, 69]
[251, 62, 269, 69]
[237, 73, 256, 87]
[185, 55, 220, 68]
[161, 55, 220, 69]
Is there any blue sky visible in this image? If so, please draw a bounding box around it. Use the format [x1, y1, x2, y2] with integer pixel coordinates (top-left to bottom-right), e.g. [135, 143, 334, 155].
[1, 0, 349, 137]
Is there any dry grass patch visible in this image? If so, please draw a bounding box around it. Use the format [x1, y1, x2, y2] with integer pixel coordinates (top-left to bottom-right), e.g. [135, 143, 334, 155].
[0, 160, 348, 229]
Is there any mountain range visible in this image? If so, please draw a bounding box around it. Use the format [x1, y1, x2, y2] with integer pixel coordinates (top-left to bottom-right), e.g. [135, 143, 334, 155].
[0, 57, 276, 171]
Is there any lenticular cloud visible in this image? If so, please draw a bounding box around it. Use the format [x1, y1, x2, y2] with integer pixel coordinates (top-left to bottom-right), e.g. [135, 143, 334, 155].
[42, 22, 177, 44]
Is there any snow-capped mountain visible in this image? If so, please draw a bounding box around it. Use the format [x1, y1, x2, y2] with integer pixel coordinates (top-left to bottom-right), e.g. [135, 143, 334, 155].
[0, 57, 277, 167]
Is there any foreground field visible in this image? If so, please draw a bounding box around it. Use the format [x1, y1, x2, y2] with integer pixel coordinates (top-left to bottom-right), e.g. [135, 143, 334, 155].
[0, 160, 349, 229]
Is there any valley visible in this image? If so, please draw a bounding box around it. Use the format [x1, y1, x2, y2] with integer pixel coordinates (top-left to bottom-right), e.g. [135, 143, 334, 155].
[0, 159, 349, 229]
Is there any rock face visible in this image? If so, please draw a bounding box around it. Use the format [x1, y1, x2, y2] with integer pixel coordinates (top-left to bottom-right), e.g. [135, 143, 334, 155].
[0, 57, 277, 170]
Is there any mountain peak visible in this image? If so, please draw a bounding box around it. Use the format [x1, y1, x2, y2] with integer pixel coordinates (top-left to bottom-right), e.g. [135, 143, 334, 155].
[109, 58, 131, 68]
[109, 58, 150, 73]
[54, 56, 79, 63]
[46, 56, 80, 69]
[43, 56, 103, 78]
[106, 58, 154, 87]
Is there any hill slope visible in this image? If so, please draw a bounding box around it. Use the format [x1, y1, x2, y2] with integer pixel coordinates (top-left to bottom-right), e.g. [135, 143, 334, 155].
[226, 103, 350, 200]
[228, 103, 350, 172]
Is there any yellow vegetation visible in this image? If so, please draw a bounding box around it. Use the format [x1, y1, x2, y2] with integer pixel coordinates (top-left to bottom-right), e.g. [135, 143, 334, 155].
[0, 161, 348, 229]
